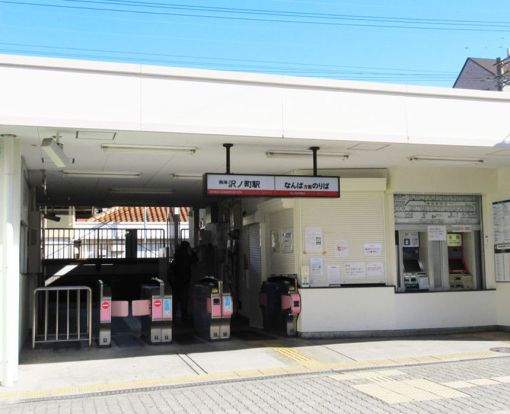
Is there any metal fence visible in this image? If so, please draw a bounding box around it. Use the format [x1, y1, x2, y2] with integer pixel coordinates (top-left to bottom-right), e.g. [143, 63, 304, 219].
[32, 286, 92, 348]
[42, 228, 166, 260]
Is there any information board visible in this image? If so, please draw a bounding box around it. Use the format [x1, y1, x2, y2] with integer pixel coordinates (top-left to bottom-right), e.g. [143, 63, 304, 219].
[493, 199, 510, 282]
[394, 194, 480, 225]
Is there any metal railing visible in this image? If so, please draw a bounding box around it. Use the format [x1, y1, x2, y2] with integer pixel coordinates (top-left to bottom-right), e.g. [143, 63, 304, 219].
[42, 228, 166, 260]
[32, 286, 92, 348]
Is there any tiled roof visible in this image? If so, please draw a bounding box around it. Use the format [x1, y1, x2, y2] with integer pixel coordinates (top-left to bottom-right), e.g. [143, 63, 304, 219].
[86, 207, 189, 223]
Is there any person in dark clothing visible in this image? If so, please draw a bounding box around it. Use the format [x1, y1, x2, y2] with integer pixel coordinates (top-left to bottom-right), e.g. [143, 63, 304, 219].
[172, 241, 197, 320]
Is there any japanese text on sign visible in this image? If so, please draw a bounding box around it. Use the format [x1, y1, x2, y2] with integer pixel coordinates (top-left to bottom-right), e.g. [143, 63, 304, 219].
[205, 174, 340, 197]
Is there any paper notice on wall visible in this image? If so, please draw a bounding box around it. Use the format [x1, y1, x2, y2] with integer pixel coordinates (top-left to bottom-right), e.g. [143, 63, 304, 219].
[327, 265, 342, 286]
[310, 257, 323, 277]
[363, 243, 383, 257]
[344, 262, 366, 279]
[281, 229, 294, 253]
[366, 262, 385, 278]
[305, 227, 323, 252]
[310, 257, 327, 286]
[428, 225, 447, 241]
[335, 240, 349, 257]
[300, 265, 310, 287]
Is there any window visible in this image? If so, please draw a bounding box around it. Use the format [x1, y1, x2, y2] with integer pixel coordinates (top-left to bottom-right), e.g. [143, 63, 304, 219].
[394, 194, 483, 292]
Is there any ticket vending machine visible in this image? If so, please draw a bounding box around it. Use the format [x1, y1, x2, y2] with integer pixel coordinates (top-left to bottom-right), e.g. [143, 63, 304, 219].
[397, 231, 429, 291]
[192, 276, 233, 341]
[259, 275, 301, 336]
[447, 233, 474, 290]
[140, 279, 173, 344]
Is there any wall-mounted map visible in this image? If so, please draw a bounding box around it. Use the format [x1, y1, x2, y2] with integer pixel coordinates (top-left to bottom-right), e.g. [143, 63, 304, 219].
[394, 194, 480, 225]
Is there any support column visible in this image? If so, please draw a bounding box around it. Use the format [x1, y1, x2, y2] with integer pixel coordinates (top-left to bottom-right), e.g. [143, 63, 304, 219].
[0, 136, 22, 386]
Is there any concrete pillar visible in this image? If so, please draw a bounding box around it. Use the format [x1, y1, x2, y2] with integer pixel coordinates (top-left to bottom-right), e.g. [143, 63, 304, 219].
[0, 136, 22, 386]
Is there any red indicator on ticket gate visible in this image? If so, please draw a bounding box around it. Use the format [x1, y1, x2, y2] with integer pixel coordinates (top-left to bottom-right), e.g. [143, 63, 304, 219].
[101, 301, 110, 310]
[153, 299, 162, 308]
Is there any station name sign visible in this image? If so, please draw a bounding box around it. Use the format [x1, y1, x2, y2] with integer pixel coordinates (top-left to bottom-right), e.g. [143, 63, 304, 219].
[204, 173, 340, 198]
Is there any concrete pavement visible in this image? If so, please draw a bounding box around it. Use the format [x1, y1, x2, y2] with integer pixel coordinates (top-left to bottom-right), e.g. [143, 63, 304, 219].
[1, 329, 510, 406]
[3, 356, 510, 413]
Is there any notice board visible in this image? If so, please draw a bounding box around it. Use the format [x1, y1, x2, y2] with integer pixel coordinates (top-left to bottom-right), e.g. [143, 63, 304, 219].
[493, 199, 510, 282]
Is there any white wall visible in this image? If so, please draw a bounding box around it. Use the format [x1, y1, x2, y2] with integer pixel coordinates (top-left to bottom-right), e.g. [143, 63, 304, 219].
[299, 288, 497, 334]
[298, 288, 396, 333]
[1, 54, 510, 147]
[18, 164, 37, 354]
[0, 137, 22, 386]
[395, 291, 497, 329]
[296, 178, 388, 287]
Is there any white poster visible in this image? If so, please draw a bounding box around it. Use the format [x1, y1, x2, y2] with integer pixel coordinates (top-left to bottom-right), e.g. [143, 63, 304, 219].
[305, 227, 323, 252]
[366, 262, 385, 278]
[327, 265, 342, 286]
[310, 257, 326, 286]
[310, 257, 323, 277]
[344, 262, 366, 279]
[281, 229, 294, 253]
[428, 225, 447, 241]
[335, 240, 349, 257]
[363, 243, 383, 257]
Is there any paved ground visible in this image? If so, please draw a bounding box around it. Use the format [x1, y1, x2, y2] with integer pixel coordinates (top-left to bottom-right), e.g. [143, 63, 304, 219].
[2, 329, 510, 412]
[3, 356, 510, 413]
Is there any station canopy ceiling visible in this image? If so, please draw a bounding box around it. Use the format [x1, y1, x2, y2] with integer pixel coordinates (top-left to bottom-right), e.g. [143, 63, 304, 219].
[3, 125, 510, 207]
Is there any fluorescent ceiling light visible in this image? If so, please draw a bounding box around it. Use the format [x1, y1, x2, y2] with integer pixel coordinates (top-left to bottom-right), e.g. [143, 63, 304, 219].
[409, 156, 484, 165]
[170, 173, 203, 180]
[101, 144, 197, 154]
[41, 138, 69, 168]
[110, 187, 173, 195]
[61, 170, 142, 178]
[266, 150, 349, 160]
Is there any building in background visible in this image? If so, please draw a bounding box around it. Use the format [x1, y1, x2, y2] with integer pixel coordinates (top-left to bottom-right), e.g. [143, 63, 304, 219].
[43, 207, 189, 261]
[454, 49, 510, 91]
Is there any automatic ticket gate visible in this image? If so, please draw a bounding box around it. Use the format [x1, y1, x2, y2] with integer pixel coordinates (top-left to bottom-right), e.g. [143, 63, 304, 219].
[97, 277, 172, 346]
[259, 275, 301, 336]
[192, 276, 233, 341]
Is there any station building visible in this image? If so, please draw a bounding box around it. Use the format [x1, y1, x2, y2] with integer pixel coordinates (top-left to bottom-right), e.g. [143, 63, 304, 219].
[2, 53, 510, 386]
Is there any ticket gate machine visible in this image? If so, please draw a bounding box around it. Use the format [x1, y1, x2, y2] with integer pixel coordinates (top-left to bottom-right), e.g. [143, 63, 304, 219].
[192, 277, 233, 340]
[139, 278, 173, 344]
[98, 280, 112, 346]
[97, 278, 172, 347]
[259, 275, 301, 336]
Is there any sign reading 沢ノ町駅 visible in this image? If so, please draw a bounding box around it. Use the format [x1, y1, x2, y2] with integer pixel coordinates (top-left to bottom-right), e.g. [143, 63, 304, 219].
[204, 174, 340, 198]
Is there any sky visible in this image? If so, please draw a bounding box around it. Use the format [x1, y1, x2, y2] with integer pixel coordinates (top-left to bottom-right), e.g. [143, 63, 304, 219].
[0, 0, 509, 87]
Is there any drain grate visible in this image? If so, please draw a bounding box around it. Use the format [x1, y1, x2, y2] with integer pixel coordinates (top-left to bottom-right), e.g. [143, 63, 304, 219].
[490, 347, 510, 353]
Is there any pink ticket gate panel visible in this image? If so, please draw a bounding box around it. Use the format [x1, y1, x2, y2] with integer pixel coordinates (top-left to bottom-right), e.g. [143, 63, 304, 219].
[98, 281, 112, 346]
[97, 278, 171, 347]
[192, 277, 232, 340]
[260, 275, 300, 336]
[140, 282, 173, 344]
